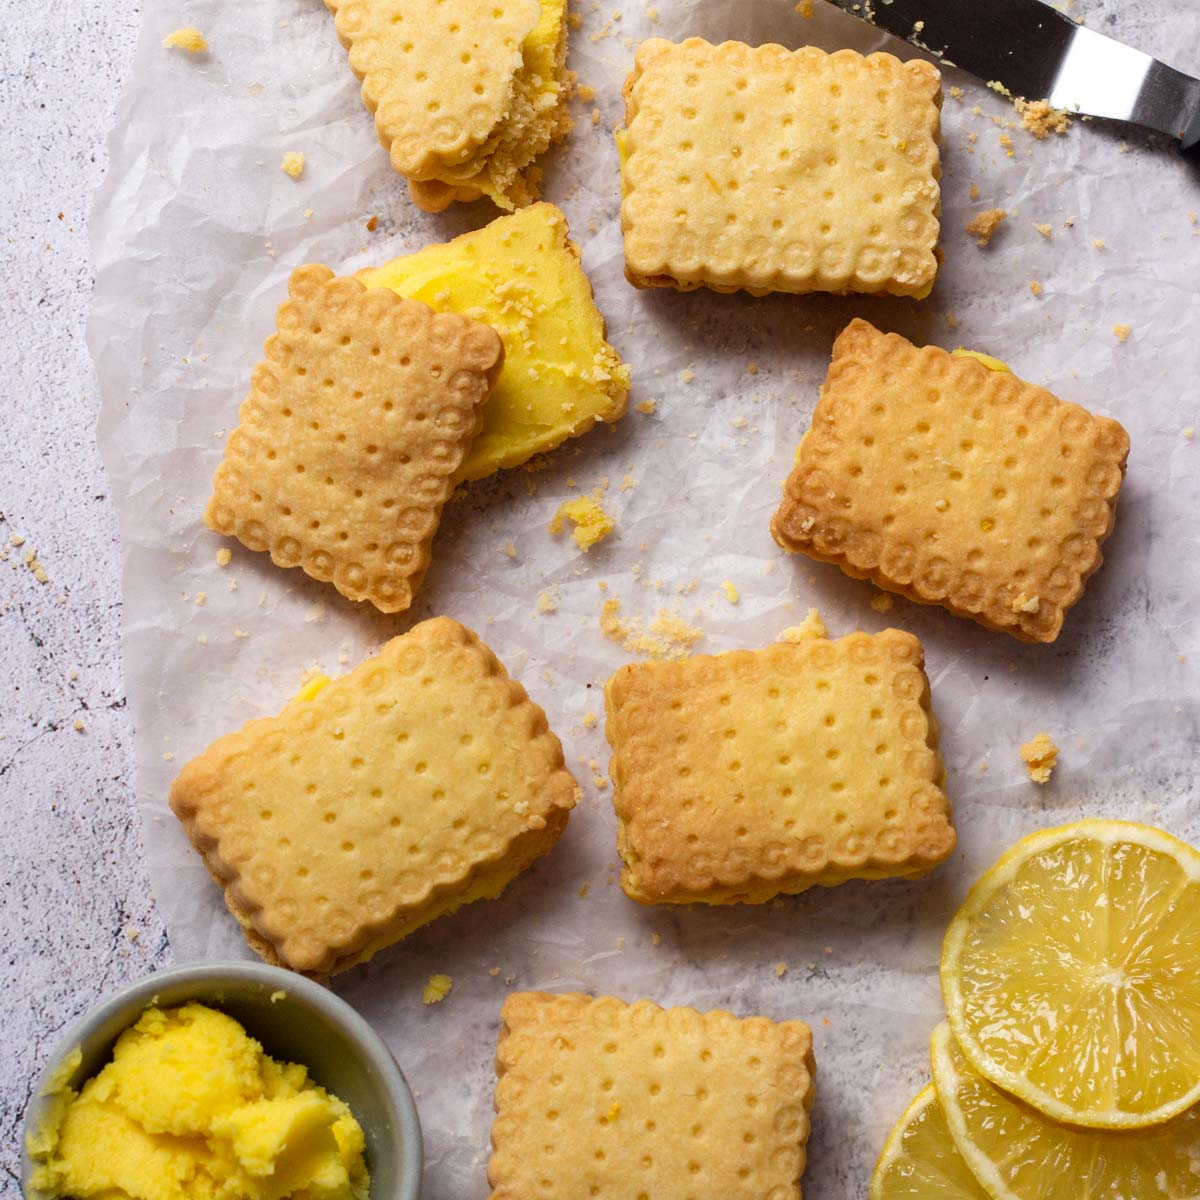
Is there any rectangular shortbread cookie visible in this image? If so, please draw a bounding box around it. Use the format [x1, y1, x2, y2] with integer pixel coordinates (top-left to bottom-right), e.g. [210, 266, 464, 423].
[359, 203, 628, 481]
[326, 0, 573, 211]
[771, 319, 1131, 642]
[489, 992, 816, 1200]
[618, 39, 942, 297]
[205, 264, 503, 614]
[169, 617, 579, 976]
[605, 623, 954, 905]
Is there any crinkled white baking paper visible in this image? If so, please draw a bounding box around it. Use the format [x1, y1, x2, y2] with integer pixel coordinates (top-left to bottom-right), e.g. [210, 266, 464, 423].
[91, 2, 1200, 1195]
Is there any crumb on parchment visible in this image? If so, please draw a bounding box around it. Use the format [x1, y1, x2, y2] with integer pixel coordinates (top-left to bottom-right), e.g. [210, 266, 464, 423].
[423, 974, 453, 1004]
[870, 591, 894, 613]
[635, 399, 656, 415]
[549, 496, 615, 550]
[164, 27, 208, 53]
[1112, 324, 1132, 343]
[281, 151, 305, 179]
[600, 599, 703, 661]
[777, 608, 826, 644]
[1020, 733, 1059, 784]
[1016, 97, 1071, 139]
[216, 547, 232, 566]
[966, 209, 1007, 246]
[720, 580, 739, 605]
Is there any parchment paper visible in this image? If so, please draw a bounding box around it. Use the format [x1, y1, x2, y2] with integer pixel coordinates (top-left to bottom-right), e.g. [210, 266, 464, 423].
[91, 1, 1200, 1195]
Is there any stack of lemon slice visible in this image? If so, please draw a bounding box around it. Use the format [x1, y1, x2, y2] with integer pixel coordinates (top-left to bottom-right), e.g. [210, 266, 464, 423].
[871, 819, 1200, 1200]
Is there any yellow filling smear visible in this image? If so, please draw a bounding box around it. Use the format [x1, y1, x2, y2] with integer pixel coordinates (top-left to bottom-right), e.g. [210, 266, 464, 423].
[359, 203, 628, 482]
[952, 348, 1012, 373]
[292, 673, 331, 704]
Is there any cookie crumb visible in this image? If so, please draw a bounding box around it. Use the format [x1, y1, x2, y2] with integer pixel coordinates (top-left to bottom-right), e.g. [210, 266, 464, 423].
[549, 496, 615, 550]
[1034, 223, 1052, 238]
[966, 208, 1007, 246]
[582, 710, 598, 729]
[774, 962, 788, 978]
[1015, 97, 1071, 139]
[870, 591, 894, 613]
[635, 399, 656, 415]
[1011, 592, 1040, 614]
[536, 591, 558, 614]
[1183, 426, 1195, 440]
[778, 608, 826, 643]
[281, 151, 305, 179]
[1020, 733, 1059, 784]
[216, 547, 232, 567]
[72, 719, 86, 733]
[163, 26, 208, 53]
[720, 580, 739, 605]
[422, 974, 453, 1004]
[1112, 324, 1132, 343]
[1029, 281, 1043, 296]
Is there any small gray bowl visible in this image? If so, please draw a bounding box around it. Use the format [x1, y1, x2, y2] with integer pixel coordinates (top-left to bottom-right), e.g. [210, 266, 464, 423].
[20, 961, 422, 1200]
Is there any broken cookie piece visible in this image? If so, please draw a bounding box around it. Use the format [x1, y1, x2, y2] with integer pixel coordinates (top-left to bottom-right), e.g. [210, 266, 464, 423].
[325, 0, 573, 211]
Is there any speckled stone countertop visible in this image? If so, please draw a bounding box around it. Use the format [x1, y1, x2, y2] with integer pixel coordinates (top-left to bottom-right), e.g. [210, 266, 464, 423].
[0, 0, 1182, 1195]
[0, 5, 167, 1192]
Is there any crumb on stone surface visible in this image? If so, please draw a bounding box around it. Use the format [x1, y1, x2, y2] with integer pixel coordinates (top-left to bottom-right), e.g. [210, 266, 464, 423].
[870, 591, 894, 613]
[635, 399, 656, 415]
[423, 973, 453, 1004]
[1029, 281, 1043, 296]
[1020, 733, 1059, 784]
[281, 151, 305, 179]
[216, 547, 231, 567]
[1034, 223, 1052, 238]
[163, 26, 208, 53]
[966, 208, 1007, 246]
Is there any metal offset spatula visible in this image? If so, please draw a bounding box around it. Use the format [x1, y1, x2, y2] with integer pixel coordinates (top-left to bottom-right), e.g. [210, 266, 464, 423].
[824, 0, 1200, 152]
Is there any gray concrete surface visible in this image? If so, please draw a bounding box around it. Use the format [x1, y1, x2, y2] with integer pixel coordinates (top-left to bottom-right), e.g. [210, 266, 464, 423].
[0, 5, 166, 1194]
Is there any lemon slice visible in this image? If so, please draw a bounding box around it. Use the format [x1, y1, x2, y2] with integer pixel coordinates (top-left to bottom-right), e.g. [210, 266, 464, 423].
[941, 819, 1200, 1128]
[869, 1084, 990, 1200]
[931, 1022, 1200, 1200]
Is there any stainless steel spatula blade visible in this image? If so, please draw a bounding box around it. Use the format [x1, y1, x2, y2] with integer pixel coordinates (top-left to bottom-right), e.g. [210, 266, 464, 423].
[823, 0, 1200, 149]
